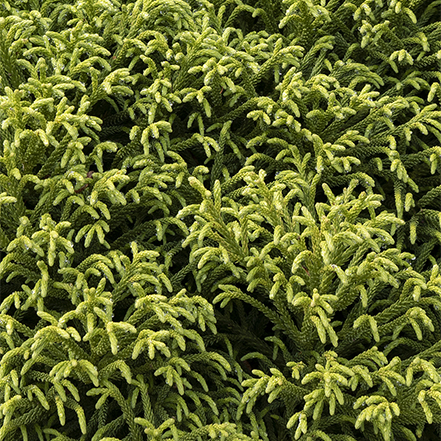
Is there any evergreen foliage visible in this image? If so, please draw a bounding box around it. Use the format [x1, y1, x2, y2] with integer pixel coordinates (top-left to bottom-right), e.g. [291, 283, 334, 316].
[0, 0, 440, 440]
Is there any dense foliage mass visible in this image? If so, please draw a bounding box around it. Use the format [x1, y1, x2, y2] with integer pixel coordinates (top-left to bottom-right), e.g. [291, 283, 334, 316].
[0, 0, 441, 440]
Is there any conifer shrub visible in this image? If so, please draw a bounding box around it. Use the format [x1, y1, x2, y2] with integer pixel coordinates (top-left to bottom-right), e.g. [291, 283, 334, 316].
[0, 0, 440, 440]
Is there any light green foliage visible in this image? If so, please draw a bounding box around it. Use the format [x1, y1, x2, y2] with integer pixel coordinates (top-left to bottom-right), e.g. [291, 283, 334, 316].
[0, 0, 440, 440]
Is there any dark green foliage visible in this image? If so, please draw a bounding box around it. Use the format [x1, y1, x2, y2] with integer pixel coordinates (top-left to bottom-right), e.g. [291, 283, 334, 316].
[0, 0, 440, 440]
